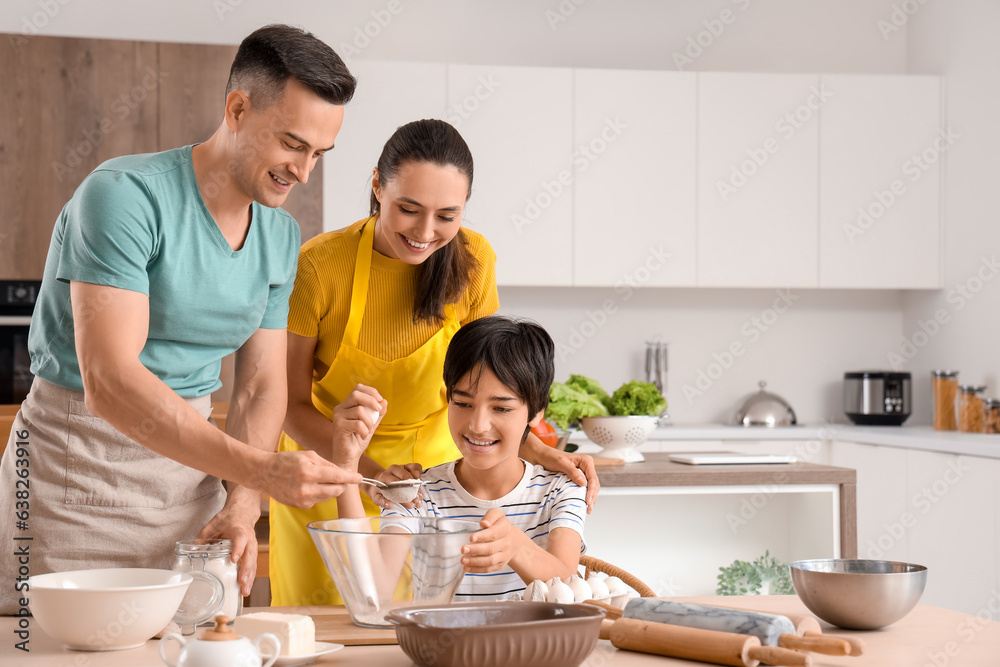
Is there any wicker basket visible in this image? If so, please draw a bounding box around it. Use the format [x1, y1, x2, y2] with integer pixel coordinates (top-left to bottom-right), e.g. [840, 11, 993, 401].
[579, 555, 656, 598]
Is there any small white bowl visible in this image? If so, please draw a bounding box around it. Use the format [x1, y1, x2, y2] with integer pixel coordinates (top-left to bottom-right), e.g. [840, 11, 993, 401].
[28, 568, 192, 651]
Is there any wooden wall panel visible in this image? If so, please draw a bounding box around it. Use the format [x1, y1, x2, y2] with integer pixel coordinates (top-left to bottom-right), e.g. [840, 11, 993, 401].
[0, 35, 159, 279]
[157, 41, 323, 242]
[0, 35, 324, 281]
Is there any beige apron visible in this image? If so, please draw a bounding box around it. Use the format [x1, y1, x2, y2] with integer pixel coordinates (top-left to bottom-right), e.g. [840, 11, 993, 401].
[0, 377, 225, 614]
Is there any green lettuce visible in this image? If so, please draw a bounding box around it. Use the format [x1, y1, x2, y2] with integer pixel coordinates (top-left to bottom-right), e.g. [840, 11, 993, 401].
[566, 374, 612, 409]
[607, 380, 667, 416]
[545, 381, 609, 429]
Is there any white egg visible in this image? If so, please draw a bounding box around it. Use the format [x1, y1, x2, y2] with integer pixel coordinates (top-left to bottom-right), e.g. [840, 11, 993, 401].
[546, 579, 575, 604]
[604, 576, 629, 596]
[587, 573, 610, 599]
[566, 575, 592, 602]
[524, 579, 548, 602]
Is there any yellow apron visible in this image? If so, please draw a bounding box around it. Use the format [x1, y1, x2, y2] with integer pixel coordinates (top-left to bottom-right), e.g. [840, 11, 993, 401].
[269, 217, 462, 606]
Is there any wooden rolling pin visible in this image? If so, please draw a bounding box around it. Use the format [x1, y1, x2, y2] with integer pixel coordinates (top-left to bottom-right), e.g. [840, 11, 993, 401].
[600, 617, 812, 667]
[706, 603, 866, 656]
[622, 599, 851, 657]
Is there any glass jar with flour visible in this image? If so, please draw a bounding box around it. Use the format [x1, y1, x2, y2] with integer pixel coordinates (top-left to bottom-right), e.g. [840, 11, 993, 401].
[171, 539, 241, 631]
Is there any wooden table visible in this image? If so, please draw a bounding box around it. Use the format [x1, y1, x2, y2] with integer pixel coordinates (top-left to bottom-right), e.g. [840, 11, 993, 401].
[4, 596, 999, 665]
[595, 453, 858, 558]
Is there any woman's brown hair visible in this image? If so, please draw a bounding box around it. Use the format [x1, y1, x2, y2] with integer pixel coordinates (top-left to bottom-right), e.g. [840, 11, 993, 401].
[370, 119, 476, 324]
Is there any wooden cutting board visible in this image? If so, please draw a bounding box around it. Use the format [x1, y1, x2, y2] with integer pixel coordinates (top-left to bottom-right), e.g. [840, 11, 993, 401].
[248, 605, 398, 646]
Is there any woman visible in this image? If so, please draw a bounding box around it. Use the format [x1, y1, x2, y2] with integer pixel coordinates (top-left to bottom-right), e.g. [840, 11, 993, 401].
[269, 119, 599, 606]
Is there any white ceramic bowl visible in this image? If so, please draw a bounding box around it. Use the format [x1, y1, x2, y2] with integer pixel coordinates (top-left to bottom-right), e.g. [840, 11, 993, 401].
[580, 416, 659, 461]
[28, 568, 193, 651]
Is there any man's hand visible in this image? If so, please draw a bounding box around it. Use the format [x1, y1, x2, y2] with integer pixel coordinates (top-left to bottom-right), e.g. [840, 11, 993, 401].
[253, 450, 363, 509]
[461, 508, 524, 573]
[330, 385, 387, 466]
[196, 487, 260, 597]
[366, 463, 424, 510]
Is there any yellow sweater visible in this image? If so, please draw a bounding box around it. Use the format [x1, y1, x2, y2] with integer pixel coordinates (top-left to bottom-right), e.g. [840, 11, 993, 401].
[288, 218, 499, 369]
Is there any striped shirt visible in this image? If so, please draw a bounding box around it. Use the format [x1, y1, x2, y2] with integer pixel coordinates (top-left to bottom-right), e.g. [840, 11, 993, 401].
[381, 459, 587, 601]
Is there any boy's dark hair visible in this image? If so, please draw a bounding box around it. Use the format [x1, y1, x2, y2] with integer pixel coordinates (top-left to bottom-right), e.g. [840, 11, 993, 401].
[443, 316, 555, 424]
[371, 119, 476, 325]
[227, 24, 357, 109]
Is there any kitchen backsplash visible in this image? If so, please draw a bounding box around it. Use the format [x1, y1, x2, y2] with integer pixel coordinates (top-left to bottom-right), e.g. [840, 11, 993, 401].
[499, 285, 907, 426]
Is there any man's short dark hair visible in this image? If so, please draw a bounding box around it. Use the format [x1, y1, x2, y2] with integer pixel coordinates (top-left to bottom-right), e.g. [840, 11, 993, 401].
[444, 316, 555, 420]
[226, 24, 356, 109]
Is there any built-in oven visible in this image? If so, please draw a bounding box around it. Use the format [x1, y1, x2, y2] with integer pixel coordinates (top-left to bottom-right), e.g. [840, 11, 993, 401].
[0, 280, 41, 405]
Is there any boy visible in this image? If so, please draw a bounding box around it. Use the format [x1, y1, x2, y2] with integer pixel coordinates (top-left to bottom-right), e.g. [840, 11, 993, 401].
[337, 316, 587, 601]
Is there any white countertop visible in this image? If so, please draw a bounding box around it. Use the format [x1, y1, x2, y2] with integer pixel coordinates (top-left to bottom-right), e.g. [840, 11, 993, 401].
[570, 423, 1000, 459]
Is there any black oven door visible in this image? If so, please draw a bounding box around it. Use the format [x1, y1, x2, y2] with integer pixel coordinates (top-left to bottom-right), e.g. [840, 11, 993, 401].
[0, 321, 33, 405]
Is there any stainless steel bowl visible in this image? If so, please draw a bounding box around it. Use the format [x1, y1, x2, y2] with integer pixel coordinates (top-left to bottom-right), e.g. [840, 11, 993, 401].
[790, 559, 927, 630]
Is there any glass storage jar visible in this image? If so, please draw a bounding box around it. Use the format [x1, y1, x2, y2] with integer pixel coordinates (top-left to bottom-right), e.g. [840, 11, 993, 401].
[172, 539, 241, 624]
[985, 399, 1000, 435]
[931, 370, 959, 431]
[959, 385, 986, 433]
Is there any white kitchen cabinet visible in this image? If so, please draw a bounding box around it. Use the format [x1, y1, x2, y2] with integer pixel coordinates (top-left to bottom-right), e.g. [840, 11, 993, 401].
[828, 441, 996, 614]
[572, 69, 697, 286]
[903, 450, 996, 615]
[828, 441, 910, 562]
[448, 65, 574, 286]
[697, 73, 820, 287]
[818, 75, 942, 288]
[323, 61, 448, 232]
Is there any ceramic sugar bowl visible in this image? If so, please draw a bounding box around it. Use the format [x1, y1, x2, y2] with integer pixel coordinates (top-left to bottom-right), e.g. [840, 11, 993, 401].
[160, 615, 280, 667]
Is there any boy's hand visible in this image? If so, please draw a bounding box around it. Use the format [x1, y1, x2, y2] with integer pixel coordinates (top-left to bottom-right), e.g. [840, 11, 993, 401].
[330, 384, 386, 466]
[461, 508, 524, 573]
[365, 463, 425, 510]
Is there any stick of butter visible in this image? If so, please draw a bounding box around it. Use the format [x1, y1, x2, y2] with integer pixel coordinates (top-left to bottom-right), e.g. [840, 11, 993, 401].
[234, 612, 315, 657]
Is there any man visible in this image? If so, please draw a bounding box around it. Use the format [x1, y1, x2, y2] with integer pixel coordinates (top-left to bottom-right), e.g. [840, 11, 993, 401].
[0, 24, 359, 614]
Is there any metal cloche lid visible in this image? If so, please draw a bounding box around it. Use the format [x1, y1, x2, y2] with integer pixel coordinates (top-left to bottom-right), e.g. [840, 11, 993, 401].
[733, 380, 797, 427]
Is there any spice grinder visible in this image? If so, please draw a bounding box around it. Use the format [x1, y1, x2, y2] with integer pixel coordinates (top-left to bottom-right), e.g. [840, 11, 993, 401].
[843, 371, 912, 425]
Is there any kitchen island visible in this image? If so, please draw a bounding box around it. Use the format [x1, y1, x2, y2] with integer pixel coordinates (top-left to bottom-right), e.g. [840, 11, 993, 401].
[573, 426, 999, 616]
[4, 596, 998, 665]
[583, 454, 855, 600]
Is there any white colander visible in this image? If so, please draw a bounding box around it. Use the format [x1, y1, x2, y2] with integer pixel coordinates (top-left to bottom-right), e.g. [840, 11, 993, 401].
[580, 416, 659, 462]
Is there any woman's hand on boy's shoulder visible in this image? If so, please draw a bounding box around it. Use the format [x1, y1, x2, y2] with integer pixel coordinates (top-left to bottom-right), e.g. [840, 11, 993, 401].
[529, 443, 600, 514]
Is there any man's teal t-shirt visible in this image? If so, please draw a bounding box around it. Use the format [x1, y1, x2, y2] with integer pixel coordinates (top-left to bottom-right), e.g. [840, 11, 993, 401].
[29, 145, 301, 397]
